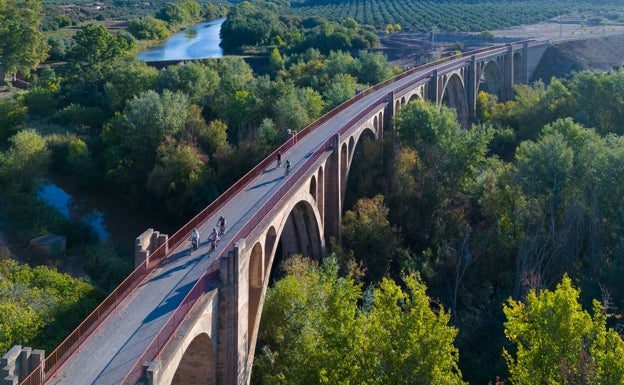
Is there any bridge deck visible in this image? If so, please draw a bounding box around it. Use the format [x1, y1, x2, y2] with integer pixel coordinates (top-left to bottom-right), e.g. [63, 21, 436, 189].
[43, 59, 462, 385]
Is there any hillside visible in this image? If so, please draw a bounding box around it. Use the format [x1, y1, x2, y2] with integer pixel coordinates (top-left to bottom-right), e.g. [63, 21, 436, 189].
[532, 34, 624, 81]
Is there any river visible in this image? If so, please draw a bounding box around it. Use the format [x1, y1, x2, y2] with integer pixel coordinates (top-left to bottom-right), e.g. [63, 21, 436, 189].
[38, 176, 177, 253]
[138, 18, 225, 61]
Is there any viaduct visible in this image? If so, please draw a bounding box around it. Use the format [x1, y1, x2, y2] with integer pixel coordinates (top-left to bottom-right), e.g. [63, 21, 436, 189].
[4, 40, 550, 385]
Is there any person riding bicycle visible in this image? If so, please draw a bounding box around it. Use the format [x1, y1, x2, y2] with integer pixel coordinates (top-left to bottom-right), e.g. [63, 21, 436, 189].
[217, 215, 226, 235]
[190, 228, 200, 248]
[207, 227, 220, 250]
[284, 159, 291, 175]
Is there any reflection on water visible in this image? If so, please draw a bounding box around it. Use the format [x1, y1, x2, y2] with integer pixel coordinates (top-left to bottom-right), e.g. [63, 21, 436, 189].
[38, 182, 109, 241]
[138, 18, 225, 62]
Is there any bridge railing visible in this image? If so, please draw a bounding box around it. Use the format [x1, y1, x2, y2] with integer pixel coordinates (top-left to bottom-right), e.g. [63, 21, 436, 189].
[21, 42, 538, 385]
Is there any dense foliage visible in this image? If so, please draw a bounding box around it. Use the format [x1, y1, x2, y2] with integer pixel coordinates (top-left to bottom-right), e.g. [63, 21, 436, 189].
[0, 259, 103, 354]
[253, 256, 465, 385]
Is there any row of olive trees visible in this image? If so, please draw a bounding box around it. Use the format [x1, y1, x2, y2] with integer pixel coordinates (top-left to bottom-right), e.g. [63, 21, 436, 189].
[290, 0, 612, 31]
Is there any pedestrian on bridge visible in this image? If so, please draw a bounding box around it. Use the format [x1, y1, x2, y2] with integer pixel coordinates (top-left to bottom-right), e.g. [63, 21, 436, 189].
[276, 150, 282, 168]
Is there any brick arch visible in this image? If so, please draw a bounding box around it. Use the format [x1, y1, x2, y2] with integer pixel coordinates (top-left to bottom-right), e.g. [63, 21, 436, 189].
[440, 72, 469, 128]
[478, 59, 504, 100]
[339, 126, 378, 204]
[277, 199, 323, 261]
[407, 92, 421, 105]
[170, 333, 215, 385]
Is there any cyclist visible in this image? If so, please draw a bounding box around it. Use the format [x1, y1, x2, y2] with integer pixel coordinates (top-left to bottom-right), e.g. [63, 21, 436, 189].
[217, 215, 227, 236]
[284, 159, 291, 176]
[190, 228, 200, 249]
[207, 228, 220, 251]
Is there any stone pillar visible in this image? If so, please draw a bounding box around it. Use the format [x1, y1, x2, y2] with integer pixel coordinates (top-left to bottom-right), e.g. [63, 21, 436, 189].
[27, 350, 44, 383]
[218, 241, 248, 385]
[467, 54, 478, 124]
[522, 41, 530, 84]
[386, 91, 395, 132]
[504, 44, 514, 101]
[323, 134, 341, 244]
[1, 346, 20, 385]
[145, 360, 161, 385]
[2, 346, 45, 385]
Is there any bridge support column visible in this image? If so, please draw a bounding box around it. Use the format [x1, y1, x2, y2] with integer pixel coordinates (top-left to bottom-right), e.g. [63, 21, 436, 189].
[521, 41, 529, 84]
[324, 134, 342, 244]
[1, 346, 44, 385]
[218, 241, 250, 385]
[428, 69, 439, 105]
[467, 55, 478, 124]
[504, 44, 514, 101]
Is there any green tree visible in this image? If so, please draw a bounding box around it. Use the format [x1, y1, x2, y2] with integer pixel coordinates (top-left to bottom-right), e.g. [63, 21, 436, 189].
[356, 50, 394, 85]
[147, 139, 206, 217]
[342, 195, 400, 281]
[198, 119, 230, 156]
[103, 58, 159, 112]
[71, 23, 134, 64]
[0, 129, 50, 192]
[127, 16, 170, 41]
[360, 273, 466, 385]
[322, 73, 359, 110]
[102, 90, 189, 202]
[219, 1, 282, 52]
[504, 275, 624, 385]
[0, 100, 28, 140]
[0, 0, 49, 79]
[156, 61, 220, 105]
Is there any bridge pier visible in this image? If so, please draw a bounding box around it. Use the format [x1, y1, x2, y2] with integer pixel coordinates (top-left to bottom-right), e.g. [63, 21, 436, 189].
[323, 134, 342, 243]
[1, 346, 44, 385]
[218, 242, 249, 385]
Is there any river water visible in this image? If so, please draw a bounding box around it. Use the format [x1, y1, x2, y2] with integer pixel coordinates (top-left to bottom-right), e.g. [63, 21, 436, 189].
[138, 18, 225, 61]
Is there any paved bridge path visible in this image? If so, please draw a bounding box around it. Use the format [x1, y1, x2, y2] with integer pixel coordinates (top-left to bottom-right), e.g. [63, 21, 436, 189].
[45, 65, 431, 385]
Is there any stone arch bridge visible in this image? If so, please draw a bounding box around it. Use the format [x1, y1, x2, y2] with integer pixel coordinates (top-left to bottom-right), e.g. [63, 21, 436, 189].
[8, 40, 549, 385]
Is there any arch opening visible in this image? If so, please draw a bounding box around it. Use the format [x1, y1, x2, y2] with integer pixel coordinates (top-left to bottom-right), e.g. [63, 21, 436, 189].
[270, 200, 323, 283]
[440, 73, 469, 129]
[171, 333, 215, 385]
